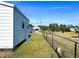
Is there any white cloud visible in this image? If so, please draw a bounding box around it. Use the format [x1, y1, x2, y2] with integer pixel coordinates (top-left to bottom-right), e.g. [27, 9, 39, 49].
[47, 6, 71, 9]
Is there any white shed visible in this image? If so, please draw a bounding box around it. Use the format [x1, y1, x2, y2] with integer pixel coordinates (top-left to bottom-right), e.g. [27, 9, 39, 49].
[70, 28, 75, 32]
[33, 26, 40, 32]
[0, 2, 30, 50]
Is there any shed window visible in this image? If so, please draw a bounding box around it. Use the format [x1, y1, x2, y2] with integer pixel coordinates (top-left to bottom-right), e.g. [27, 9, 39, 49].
[22, 22, 24, 29]
[27, 25, 29, 29]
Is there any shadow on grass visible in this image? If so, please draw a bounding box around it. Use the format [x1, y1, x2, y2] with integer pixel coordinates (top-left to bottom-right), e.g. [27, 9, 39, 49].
[29, 34, 31, 38]
[72, 36, 79, 38]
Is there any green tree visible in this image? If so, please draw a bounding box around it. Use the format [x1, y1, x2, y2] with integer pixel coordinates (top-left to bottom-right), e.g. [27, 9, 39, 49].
[38, 25, 49, 31]
[60, 24, 66, 33]
[49, 23, 59, 32]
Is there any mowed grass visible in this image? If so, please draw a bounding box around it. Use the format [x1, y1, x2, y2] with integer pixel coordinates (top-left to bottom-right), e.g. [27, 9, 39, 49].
[54, 32, 79, 41]
[54, 32, 77, 38]
[0, 32, 58, 58]
[46, 32, 79, 58]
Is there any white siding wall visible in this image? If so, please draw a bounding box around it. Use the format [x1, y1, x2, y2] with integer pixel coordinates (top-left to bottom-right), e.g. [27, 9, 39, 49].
[13, 8, 29, 47]
[0, 4, 13, 49]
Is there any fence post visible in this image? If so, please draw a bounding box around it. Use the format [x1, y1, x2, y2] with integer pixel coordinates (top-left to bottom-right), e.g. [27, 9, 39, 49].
[78, 32, 79, 38]
[74, 42, 77, 58]
[52, 32, 53, 47]
[42, 30, 45, 36]
[46, 31, 47, 40]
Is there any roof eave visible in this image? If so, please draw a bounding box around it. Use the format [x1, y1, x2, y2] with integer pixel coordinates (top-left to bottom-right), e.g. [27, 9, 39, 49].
[0, 1, 14, 8]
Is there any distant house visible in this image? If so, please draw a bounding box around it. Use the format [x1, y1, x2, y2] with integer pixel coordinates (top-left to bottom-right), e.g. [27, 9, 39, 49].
[0, 2, 30, 50]
[33, 26, 40, 32]
[70, 28, 75, 32]
[70, 27, 79, 32]
[29, 24, 33, 33]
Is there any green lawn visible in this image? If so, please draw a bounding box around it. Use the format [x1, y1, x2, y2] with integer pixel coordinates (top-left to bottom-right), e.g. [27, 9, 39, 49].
[54, 32, 78, 40]
[0, 32, 58, 58]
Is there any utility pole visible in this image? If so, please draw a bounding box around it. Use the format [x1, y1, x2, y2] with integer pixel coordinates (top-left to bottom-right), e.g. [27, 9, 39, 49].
[40, 19, 42, 26]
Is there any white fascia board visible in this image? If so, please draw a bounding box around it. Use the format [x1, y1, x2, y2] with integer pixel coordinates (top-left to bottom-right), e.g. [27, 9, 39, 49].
[0, 1, 14, 7]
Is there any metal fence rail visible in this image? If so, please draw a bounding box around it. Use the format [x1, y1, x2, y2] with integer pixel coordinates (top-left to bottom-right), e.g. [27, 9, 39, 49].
[42, 31, 79, 58]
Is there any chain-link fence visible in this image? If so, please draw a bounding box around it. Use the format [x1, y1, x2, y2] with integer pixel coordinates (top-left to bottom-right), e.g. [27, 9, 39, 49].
[42, 31, 79, 58]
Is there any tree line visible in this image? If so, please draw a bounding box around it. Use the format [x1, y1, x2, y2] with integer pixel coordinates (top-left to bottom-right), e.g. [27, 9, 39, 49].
[38, 23, 79, 33]
[49, 23, 71, 33]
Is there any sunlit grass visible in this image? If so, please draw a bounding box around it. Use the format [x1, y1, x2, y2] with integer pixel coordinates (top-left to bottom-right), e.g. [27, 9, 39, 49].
[45, 31, 79, 58]
[54, 32, 78, 40]
[0, 32, 58, 58]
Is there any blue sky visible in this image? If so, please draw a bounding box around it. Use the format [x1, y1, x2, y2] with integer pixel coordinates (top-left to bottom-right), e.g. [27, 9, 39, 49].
[7, 1, 79, 26]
